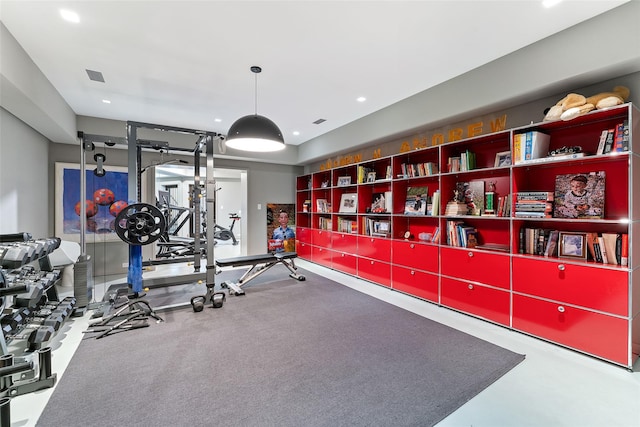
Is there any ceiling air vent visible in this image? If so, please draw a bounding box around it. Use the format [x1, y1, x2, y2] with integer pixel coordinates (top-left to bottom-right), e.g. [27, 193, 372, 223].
[86, 69, 105, 83]
[313, 118, 326, 125]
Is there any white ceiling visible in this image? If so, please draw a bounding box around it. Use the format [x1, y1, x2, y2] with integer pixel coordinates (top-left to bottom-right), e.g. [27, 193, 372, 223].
[0, 0, 629, 146]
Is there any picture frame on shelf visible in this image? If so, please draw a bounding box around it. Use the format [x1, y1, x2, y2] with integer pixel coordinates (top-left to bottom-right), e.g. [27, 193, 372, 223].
[494, 151, 512, 167]
[553, 171, 605, 219]
[338, 193, 357, 213]
[558, 232, 587, 259]
[366, 172, 376, 183]
[337, 176, 352, 187]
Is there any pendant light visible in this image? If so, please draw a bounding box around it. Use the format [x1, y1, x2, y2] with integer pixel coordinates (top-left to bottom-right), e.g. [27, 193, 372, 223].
[226, 66, 285, 152]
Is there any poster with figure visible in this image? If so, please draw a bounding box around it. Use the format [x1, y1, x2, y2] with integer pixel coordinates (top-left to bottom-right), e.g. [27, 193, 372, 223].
[267, 203, 295, 253]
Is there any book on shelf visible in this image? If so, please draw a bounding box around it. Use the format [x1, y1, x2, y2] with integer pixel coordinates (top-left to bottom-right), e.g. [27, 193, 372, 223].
[447, 156, 461, 173]
[302, 199, 311, 212]
[475, 243, 510, 253]
[596, 129, 609, 155]
[613, 122, 625, 152]
[431, 190, 440, 216]
[514, 131, 550, 163]
[338, 193, 357, 213]
[601, 232, 620, 265]
[621, 120, 630, 152]
[602, 128, 615, 154]
[459, 150, 476, 171]
[553, 171, 605, 219]
[446, 220, 477, 248]
[620, 233, 629, 266]
[598, 235, 609, 264]
[404, 186, 429, 215]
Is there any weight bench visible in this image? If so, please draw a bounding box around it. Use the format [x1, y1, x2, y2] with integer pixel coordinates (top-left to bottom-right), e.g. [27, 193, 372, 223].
[215, 251, 305, 296]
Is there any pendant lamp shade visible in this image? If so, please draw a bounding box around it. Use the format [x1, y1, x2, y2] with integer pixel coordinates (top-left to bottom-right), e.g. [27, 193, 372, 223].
[225, 66, 286, 152]
[226, 114, 285, 152]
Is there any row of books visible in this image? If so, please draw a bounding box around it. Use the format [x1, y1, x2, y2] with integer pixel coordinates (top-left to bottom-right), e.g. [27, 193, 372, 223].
[336, 217, 357, 234]
[446, 220, 478, 248]
[514, 191, 553, 218]
[494, 194, 512, 217]
[400, 162, 438, 177]
[586, 232, 628, 265]
[513, 131, 551, 164]
[519, 228, 558, 257]
[447, 150, 476, 172]
[596, 121, 629, 154]
[318, 217, 332, 230]
[362, 217, 390, 237]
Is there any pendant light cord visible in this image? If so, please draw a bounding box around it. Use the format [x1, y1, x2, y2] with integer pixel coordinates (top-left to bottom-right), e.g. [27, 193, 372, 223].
[254, 71, 258, 115]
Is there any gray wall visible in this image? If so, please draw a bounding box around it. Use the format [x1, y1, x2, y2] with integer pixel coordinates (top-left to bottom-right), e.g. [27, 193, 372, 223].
[0, 108, 50, 238]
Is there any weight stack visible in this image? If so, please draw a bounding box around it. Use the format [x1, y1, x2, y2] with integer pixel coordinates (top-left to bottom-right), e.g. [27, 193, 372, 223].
[73, 254, 94, 310]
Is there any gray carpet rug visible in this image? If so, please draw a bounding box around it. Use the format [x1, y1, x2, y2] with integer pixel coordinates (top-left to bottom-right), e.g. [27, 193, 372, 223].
[37, 267, 525, 427]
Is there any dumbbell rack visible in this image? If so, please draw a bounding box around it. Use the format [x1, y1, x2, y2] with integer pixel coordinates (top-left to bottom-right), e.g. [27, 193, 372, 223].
[0, 233, 77, 404]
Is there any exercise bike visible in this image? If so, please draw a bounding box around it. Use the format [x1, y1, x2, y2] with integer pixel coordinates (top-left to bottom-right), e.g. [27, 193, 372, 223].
[208, 213, 240, 245]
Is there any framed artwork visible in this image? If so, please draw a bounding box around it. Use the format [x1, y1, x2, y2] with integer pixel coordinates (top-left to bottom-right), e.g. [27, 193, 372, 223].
[558, 232, 587, 259]
[366, 172, 376, 183]
[337, 176, 352, 187]
[553, 171, 605, 219]
[339, 193, 358, 213]
[494, 151, 512, 167]
[404, 186, 428, 215]
[55, 162, 131, 243]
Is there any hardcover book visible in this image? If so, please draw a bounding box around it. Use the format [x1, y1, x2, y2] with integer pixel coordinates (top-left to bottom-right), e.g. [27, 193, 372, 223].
[553, 171, 605, 219]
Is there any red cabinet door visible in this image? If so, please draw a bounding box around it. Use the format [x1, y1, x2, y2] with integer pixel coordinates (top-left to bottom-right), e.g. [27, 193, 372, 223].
[357, 258, 391, 287]
[357, 236, 391, 262]
[332, 232, 358, 253]
[391, 240, 439, 273]
[440, 247, 510, 289]
[312, 229, 332, 248]
[392, 265, 438, 303]
[513, 257, 628, 316]
[332, 251, 357, 276]
[296, 241, 311, 260]
[440, 277, 510, 326]
[296, 227, 311, 244]
[311, 246, 332, 268]
[512, 294, 628, 365]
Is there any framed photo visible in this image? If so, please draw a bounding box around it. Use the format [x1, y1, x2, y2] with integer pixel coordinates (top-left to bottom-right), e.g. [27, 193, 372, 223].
[337, 176, 352, 187]
[366, 172, 376, 183]
[55, 162, 132, 243]
[339, 193, 358, 213]
[494, 151, 512, 167]
[404, 186, 429, 215]
[558, 232, 587, 259]
[553, 171, 605, 219]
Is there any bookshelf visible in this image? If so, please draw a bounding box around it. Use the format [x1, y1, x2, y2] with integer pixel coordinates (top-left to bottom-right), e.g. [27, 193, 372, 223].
[295, 103, 639, 369]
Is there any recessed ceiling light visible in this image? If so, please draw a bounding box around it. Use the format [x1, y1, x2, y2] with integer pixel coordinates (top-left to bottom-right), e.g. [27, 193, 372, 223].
[293, 131, 300, 136]
[102, 99, 111, 104]
[357, 97, 367, 103]
[214, 118, 222, 122]
[60, 9, 80, 23]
